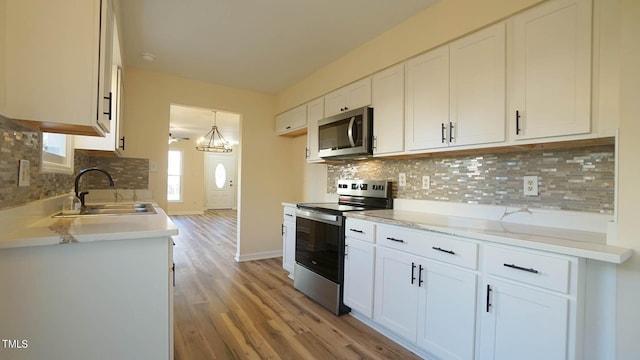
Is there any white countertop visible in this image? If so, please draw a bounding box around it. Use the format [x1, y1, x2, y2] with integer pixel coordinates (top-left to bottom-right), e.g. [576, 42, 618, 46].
[346, 209, 632, 264]
[0, 197, 178, 250]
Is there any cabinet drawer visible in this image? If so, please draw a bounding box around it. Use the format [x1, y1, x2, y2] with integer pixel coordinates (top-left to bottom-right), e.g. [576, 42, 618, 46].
[345, 218, 376, 243]
[377, 225, 478, 269]
[484, 245, 571, 293]
[283, 206, 296, 220]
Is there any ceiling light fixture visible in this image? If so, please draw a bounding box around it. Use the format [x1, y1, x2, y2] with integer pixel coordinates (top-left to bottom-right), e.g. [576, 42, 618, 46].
[168, 133, 189, 144]
[195, 111, 232, 152]
[141, 53, 155, 62]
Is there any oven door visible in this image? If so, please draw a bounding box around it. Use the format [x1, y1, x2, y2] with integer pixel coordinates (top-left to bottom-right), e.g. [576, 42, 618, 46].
[295, 209, 343, 283]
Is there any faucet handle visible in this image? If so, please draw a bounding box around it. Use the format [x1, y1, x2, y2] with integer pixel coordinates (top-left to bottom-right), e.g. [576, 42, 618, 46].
[79, 191, 90, 207]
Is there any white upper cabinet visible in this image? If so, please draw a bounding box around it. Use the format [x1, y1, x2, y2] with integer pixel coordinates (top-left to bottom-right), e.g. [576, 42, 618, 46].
[372, 64, 405, 155]
[324, 78, 372, 117]
[406, 23, 506, 152]
[275, 104, 307, 135]
[4, 0, 115, 136]
[450, 22, 506, 147]
[305, 97, 324, 163]
[405, 46, 450, 151]
[510, 0, 592, 140]
[75, 19, 125, 155]
[75, 66, 125, 154]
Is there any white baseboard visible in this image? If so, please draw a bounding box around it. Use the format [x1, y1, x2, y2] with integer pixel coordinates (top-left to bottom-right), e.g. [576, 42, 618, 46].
[167, 210, 204, 216]
[234, 250, 282, 262]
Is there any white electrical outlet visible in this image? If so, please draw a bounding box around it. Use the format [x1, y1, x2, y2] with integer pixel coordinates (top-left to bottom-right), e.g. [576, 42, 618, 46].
[398, 173, 406, 187]
[523, 176, 538, 196]
[422, 175, 430, 190]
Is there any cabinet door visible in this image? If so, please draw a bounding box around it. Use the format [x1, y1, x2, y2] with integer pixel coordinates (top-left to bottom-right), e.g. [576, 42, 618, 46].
[97, 0, 114, 133]
[75, 64, 122, 154]
[324, 78, 372, 117]
[511, 0, 592, 140]
[345, 77, 372, 110]
[450, 22, 506, 147]
[324, 88, 347, 117]
[479, 278, 569, 360]
[275, 104, 307, 135]
[282, 219, 296, 278]
[282, 206, 296, 277]
[372, 64, 405, 155]
[5, 0, 113, 136]
[374, 246, 419, 341]
[344, 238, 375, 318]
[417, 260, 477, 360]
[405, 46, 450, 151]
[306, 98, 324, 163]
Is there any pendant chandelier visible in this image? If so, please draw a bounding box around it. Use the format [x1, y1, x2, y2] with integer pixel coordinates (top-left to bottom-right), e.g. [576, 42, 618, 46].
[195, 111, 232, 153]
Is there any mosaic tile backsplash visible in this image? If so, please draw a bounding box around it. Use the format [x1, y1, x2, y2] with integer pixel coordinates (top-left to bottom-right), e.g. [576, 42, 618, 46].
[0, 115, 149, 210]
[327, 145, 615, 214]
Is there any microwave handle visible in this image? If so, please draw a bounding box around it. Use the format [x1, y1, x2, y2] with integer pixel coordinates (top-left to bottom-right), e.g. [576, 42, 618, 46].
[347, 116, 357, 147]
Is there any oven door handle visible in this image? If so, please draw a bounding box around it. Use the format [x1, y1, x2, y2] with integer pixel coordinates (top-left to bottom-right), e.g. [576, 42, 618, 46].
[296, 209, 341, 226]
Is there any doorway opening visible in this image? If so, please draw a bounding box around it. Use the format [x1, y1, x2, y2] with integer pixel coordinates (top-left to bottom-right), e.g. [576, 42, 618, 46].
[167, 104, 240, 214]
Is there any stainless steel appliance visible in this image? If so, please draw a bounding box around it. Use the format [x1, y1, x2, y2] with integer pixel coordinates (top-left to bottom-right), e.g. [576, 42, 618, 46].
[317, 107, 373, 159]
[294, 179, 392, 315]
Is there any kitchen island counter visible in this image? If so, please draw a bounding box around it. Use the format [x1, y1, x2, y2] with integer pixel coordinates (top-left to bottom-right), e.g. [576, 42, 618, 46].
[0, 195, 178, 249]
[0, 194, 176, 360]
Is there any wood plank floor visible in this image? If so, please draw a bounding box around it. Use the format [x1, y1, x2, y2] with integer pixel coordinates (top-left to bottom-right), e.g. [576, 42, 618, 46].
[170, 210, 422, 360]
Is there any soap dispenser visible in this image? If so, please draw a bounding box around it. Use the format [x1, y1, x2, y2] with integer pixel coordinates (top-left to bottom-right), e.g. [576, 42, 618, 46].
[62, 191, 81, 215]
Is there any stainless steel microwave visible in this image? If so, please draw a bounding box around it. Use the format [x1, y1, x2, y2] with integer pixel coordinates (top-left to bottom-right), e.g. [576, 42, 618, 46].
[317, 106, 373, 159]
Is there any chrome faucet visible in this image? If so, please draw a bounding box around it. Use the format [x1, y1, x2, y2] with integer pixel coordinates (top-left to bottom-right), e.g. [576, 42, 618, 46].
[74, 167, 115, 207]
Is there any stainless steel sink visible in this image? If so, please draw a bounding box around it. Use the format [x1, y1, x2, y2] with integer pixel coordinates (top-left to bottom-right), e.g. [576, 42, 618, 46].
[53, 203, 156, 218]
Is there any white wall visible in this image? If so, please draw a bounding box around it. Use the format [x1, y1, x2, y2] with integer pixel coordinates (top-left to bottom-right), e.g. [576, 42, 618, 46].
[123, 68, 293, 260]
[615, 0, 640, 357]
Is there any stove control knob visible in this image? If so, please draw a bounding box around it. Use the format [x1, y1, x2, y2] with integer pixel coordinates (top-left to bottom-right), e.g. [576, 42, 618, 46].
[352, 184, 358, 190]
[360, 184, 367, 190]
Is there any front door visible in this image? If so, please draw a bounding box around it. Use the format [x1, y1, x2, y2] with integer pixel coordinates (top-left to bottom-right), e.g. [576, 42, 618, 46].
[205, 153, 234, 209]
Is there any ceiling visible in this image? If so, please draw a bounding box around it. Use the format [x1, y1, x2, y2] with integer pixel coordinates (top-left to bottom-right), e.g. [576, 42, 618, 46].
[169, 105, 240, 145]
[119, 0, 438, 144]
[119, 0, 438, 94]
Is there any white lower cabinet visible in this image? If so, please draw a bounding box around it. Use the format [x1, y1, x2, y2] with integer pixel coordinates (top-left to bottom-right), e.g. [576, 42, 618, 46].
[417, 259, 477, 360]
[344, 237, 375, 317]
[282, 205, 296, 279]
[374, 246, 420, 340]
[373, 225, 478, 359]
[479, 278, 569, 360]
[345, 219, 585, 360]
[479, 244, 582, 360]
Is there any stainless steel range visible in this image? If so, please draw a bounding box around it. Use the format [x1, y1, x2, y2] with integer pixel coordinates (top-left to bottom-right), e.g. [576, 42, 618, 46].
[294, 179, 393, 315]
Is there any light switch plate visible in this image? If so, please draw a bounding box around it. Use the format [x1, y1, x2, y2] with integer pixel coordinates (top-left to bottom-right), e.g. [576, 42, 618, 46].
[523, 175, 538, 196]
[18, 160, 30, 187]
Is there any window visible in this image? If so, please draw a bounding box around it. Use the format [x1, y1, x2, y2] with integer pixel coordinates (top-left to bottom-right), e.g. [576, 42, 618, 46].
[167, 150, 183, 201]
[42, 132, 74, 174]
